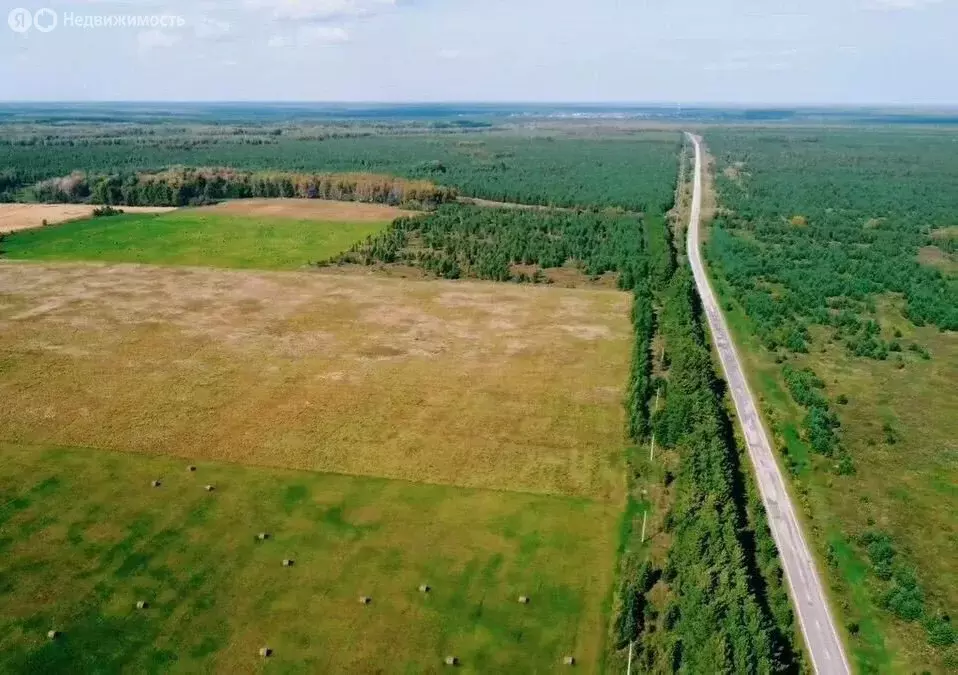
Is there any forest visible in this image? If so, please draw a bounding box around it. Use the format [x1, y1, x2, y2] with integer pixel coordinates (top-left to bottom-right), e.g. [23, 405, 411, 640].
[0, 124, 681, 212]
[706, 127, 957, 669]
[331, 205, 651, 285]
[707, 129, 958, 353]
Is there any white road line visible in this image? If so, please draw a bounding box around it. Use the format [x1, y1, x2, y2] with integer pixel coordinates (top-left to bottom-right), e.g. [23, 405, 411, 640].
[683, 132, 851, 675]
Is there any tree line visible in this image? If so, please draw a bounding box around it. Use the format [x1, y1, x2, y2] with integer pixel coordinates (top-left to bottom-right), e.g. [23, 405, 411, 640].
[631, 271, 799, 673]
[25, 169, 457, 208]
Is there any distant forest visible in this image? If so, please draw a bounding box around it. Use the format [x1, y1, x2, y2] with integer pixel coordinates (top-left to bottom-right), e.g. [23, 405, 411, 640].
[0, 125, 680, 212]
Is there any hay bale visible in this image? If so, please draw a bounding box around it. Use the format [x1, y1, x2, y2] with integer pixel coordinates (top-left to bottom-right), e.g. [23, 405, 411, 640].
[419, 584, 431, 593]
[257, 532, 270, 541]
[187, 465, 197, 472]
[563, 656, 576, 666]
[518, 595, 530, 604]
[47, 630, 59, 640]
[151, 480, 161, 488]
[205, 485, 215, 492]
[358, 596, 371, 605]
[444, 656, 459, 666]
[135, 600, 149, 610]
[259, 647, 272, 658]
[282, 559, 294, 567]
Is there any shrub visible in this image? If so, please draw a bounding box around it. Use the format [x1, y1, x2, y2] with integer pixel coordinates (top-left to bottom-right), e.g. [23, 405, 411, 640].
[926, 616, 957, 648]
[92, 205, 125, 217]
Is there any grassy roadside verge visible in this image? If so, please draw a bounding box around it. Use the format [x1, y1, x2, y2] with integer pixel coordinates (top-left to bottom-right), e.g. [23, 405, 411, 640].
[702, 250, 893, 672]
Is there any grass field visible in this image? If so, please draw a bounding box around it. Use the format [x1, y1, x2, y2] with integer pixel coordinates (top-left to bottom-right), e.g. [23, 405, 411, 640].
[0, 199, 633, 671]
[0, 442, 619, 673]
[0, 206, 394, 270]
[0, 261, 630, 500]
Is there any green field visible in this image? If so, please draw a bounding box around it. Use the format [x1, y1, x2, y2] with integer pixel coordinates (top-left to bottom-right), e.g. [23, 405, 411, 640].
[0, 210, 389, 270]
[0, 442, 618, 673]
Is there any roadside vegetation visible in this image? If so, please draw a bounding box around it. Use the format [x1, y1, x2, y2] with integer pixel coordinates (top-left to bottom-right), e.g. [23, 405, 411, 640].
[705, 127, 958, 672]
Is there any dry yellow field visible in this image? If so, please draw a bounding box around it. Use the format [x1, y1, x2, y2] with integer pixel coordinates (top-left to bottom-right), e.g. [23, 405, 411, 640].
[0, 204, 175, 233]
[0, 261, 631, 501]
[194, 198, 418, 221]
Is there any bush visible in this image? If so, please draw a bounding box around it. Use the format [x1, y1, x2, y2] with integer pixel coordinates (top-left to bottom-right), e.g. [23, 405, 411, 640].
[880, 570, 925, 622]
[92, 205, 124, 217]
[860, 530, 895, 579]
[926, 616, 957, 648]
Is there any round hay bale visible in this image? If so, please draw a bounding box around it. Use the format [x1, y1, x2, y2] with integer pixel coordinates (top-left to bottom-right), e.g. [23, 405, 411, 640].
[151, 480, 161, 488]
[444, 656, 459, 666]
[47, 630, 59, 640]
[563, 656, 576, 666]
[259, 647, 272, 658]
[282, 559, 294, 567]
[257, 532, 270, 541]
[518, 595, 530, 604]
[135, 600, 149, 610]
[205, 485, 215, 492]
[359, 596, 371, 605]
[419, 584, 431, 593]
[187, 465, 197, 472]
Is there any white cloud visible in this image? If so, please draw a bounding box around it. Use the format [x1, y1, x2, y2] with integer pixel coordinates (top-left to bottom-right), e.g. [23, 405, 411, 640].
[267, 25, 349, 47]
[137, 30, 181, 53]
[243, 0, 395, 21]
[437, 48, 461, 60]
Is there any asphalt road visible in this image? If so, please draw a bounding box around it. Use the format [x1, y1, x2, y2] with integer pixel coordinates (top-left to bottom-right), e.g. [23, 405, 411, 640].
[684, 132, 851, 675]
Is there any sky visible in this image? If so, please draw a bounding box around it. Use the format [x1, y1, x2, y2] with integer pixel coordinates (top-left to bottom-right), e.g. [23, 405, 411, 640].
[0, 0, 956, 105]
